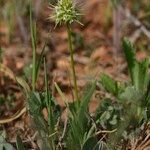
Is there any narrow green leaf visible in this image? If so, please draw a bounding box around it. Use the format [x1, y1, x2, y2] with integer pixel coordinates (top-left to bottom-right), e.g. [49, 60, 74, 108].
[123, 38, 139, 89]
[30, 1, 37, 91]
[0, 47, 3, 62]
[35, 43, 46, 82]
[16, 77, 30, 96]
[100, 74, 118, 96]
[16, 135, 25, 150]
[78, 82, 96, 122]
[138, 58, 149, 92]
[54, 82, 69, 107]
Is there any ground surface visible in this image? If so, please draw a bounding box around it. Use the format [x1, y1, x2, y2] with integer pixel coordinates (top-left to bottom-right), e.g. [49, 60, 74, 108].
[0, 0, 150, 149]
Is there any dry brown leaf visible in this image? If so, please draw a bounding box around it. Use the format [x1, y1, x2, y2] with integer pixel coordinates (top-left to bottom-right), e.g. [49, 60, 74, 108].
[56, 58, 70, 70]
[91, 46, 108, 60]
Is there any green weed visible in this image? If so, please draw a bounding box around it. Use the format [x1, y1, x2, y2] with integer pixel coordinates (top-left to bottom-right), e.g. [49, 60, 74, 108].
[96, 38, 150, 149]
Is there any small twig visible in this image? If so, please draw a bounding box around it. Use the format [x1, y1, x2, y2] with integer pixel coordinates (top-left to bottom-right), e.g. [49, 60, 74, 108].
[113, 4, 122, 55]
[95, 129, 117, 136]
[57, 117, 68, 149]
[10, 132, 38, 143]
[120, 6, 150, 39]
[0, 107, 26, 124]
[129, 29, 142, 43]
[61, 117, 68, 140]
[49, 132, 58, 138]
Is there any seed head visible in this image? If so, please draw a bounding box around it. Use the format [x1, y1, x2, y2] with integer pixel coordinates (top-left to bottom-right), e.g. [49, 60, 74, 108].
[51, 0, 81, 25]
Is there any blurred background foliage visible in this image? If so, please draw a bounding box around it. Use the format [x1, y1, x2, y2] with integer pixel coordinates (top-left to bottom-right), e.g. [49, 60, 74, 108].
[0, 0, 149, 51]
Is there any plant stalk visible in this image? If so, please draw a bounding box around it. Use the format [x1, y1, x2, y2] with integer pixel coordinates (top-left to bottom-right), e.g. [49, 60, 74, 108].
[30, 2, 36, 91]
[31, 29, 36, 92]
[66, 23, 79, 104]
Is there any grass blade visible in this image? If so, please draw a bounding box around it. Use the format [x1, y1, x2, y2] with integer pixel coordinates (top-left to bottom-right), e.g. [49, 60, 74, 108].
[35, 43, 46, 82]
[78, 81, 96, 124]
[30, 1, 37, 91]
[54, 82, 69, 108]
[16, 135, 25, 150]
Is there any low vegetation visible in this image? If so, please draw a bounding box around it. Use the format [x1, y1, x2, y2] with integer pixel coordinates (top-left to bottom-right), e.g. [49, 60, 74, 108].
[0, 0, 150, 149]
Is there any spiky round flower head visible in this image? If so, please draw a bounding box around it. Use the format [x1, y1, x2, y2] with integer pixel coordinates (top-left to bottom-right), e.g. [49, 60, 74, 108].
[52, 0, 81, 25]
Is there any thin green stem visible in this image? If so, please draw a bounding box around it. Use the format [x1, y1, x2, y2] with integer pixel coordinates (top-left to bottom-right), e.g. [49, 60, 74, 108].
[31, 26, 36, 92]
[0, 47, 2, 63]
[30, 2, 36, 91]
[66, 23, 79, 105]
